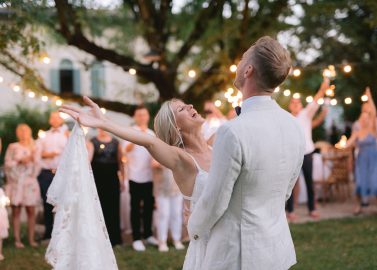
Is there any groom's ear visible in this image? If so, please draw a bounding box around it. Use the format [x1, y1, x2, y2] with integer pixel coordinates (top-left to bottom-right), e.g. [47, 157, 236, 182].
[244, 65, 253, 79]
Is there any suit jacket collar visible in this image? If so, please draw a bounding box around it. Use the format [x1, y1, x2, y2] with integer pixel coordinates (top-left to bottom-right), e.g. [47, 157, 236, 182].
[241, 95, 278, 113]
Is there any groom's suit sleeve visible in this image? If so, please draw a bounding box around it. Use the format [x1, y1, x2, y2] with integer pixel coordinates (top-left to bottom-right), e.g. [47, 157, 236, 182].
[188, 124, 242, 240]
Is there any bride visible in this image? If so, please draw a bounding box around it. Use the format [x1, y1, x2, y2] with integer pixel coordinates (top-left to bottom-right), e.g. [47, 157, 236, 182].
[61, 96, 213, 269]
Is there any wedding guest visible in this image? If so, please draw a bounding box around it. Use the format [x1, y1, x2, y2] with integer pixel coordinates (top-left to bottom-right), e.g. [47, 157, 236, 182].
[352, 87, 377, 132]
[4, 124, 40, 248]
[124, 105, 158, 251]
[346, 87, 377, 214]
[87, 129, 123, 246]
[37, 112, 68, 241]
[0, 188, 9, 260]
[201, 101, 227, 141]
[152, 160, 184, 252]
[287, 78, 329, 220]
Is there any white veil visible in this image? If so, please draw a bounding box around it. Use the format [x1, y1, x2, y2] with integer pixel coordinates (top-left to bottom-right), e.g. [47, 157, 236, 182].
[45, 123, 118, 270]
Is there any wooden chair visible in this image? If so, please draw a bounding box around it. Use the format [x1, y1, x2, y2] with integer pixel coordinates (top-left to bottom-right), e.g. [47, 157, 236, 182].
[315, 148, 352, 204]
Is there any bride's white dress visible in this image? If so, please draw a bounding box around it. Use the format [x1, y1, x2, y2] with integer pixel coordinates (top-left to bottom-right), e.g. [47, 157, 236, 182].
[182, 155, 209, 270]
[45, 124, 118, 270]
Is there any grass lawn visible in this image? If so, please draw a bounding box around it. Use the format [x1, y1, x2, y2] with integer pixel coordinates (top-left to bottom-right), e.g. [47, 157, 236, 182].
[0, 216, 376, 270]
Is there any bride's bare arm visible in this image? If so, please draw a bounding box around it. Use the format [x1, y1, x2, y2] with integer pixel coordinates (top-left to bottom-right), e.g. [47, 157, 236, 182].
[60, 97, 189, 172]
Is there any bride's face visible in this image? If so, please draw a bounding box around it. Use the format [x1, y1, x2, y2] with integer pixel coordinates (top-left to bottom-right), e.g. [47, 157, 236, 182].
[171, 100, 205, 131]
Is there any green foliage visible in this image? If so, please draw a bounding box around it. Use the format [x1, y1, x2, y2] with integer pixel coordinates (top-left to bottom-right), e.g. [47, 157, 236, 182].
[0, 104, 51, 164]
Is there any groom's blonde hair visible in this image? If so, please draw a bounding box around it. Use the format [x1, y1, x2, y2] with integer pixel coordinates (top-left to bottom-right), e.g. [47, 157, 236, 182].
[247, 36, 291, 92]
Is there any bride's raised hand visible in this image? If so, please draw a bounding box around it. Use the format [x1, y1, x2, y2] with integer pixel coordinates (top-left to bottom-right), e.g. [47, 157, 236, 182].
[59, 96, 106, 128]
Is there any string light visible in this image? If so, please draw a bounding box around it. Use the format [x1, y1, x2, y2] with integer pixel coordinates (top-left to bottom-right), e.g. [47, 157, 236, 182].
[188, 70, 196, 78]
[343, 65, 352, 73]
[292, 68, 301, 77]
[344, 97, 352, 104]
[214, 100, 222, 107]
[41, 95, 49, 102]
[13, 85, 20, 92]
[28, 91, 35, 98]
[293, 93, 301, 99]
[42, 56, 51, 64]
[224, 92, 231, 99]
[101, 107, 107, 114]
[317, 98, 324, 105]
[236, 91, 242, 99]
[283, 89, 291, 97]
[227, 87, 234, 94]
[361, 95, 368, 102]
[100, 144, 105, 149]
[306, 96, 313, 103]
[231, 102, 238, 108]
[129, 68, 137, 75]
[330, 99, 338, 106]
[274, 87, 280, 93]
[38, 130, 46, 139]
[325, 88, 334, 97]
[229, 65, 237, 73]
[55, 99, 63, 106]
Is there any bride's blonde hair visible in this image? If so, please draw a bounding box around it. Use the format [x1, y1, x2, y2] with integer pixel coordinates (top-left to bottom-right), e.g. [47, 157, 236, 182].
[154, 99, 184, 148]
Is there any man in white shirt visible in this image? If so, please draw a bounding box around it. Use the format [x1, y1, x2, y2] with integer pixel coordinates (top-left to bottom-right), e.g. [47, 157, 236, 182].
[37, 112, 68, 240]
[287, 79, 329, 220]
[124, 106, 158, 251]
[201, 101, 227, 141]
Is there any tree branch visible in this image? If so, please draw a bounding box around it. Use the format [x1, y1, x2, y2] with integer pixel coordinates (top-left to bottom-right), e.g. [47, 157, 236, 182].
[171, 0, 226, 68]
[53, 0, 154, 79]
[0, 50, 136, 115]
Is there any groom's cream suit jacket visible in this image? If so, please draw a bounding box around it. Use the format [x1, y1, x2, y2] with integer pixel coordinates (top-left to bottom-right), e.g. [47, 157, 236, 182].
[188, 96, 305, 270]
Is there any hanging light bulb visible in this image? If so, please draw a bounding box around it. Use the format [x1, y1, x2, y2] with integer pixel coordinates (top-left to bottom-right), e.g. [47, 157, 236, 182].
[38, 130, 46, 139]
[306, 96, 313, 103]
[101, 108, 107, 114]
[325, 88, 334, 97]
[292, 68, 301, 77]
[28, 91, 35, 98]
[129, 68, 137, 75]
[283, 89, 291, 97]
[229, 65, 237, 73]
[274, 87, 280, 93]
[361, 95, 368, 102]
[227, 87, 234, 94]
[13, 85, 21, 92]
[343, 65, 352, 73]
[317, 98, 324, 105]
[330, 99, 338, 106]
[214, 100, 222, 107]
[188, 70, 196, 78]
[42, 56, 51, 64]
[41, 96, 49, 102]
[55, 99, 63, 106]
[344, 97, 352, 105]
[293, 93, 301, 99]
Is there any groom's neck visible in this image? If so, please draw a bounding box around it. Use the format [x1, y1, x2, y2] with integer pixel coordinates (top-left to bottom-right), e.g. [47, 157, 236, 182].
[242, 83, 272, 101]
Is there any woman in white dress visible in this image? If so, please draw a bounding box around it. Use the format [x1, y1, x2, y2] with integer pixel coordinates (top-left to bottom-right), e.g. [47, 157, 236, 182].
[61, 97, 212, 269]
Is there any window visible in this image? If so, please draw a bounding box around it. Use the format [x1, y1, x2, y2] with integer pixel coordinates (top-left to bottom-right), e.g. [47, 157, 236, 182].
[50, 58, 81, 94]
[90, 61, 105, 97]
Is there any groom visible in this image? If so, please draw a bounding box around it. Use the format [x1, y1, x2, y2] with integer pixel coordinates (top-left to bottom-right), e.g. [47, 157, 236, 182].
[188, 36, 305, 269]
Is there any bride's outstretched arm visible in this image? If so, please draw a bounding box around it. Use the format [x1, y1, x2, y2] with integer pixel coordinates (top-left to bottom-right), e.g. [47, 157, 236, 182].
[60, 97, 185, 171]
